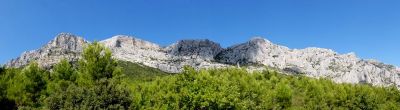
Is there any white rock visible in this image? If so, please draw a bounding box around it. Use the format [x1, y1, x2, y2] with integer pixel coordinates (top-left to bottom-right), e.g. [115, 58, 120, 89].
[6, 33, 87, 68]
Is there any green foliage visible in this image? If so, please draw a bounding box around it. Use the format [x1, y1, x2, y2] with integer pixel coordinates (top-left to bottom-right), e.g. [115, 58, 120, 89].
[44, 59, 77, 109]
[45, 78, 131, 110]
[129, 67, 400, 109]
[273, 81, 293, 109]
[0, 68, 19, 110]
[43, 42, 132, 109]
[0, 42, 132, 109]
[0, 66, 3, 74]
[51, 59, 76, 81]
[118, 60, 170, 82]
[6, 62, 48, 108]
[78, 42, 119, 82]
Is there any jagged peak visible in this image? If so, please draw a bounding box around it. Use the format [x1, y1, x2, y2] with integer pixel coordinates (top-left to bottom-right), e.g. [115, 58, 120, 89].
[364, 59, 380, 63]
[5, 33, 400, 89]
[57, 32, 77, 36]
[167, 39, 222, 50]
[109, 35, 134, 39]
[47, 33, 86, 48]
[249, 37, 272, 44]
[166, 39, 223, 59]
[5, 33, 87, 68]
[52, 32, 85, 42]
[175, 39, 221, 46]
[106, 35, 155, 44]
[103, 35, 135, 43]
[236, 37, 275, 49]
[101, 35, 161, 49]
[178, 39, 211, 42]
[344, 52, 357, 57]
[302, 47, 335, 53]
[363, 59, 396, 69]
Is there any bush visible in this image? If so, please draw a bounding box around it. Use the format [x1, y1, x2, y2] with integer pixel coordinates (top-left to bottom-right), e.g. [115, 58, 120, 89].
[6, 62, 48, 108]
[129, 67, 400, 109]
[44, 42, 132, 109]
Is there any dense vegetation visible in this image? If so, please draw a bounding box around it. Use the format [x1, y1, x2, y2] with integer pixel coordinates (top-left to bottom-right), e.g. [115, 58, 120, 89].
[118, 61, 170, 82]
[1, 42, 400, 109]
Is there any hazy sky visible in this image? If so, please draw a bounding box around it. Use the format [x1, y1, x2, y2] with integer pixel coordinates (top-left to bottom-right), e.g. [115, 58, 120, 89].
[1, 0, 399, 66]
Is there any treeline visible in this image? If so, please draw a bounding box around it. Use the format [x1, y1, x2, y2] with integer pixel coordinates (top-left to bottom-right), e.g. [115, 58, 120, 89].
[130, 67, 400, 109]
[1, 43, 400, 109]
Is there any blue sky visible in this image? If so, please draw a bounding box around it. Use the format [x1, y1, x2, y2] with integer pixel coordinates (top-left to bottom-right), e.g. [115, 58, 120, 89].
[0, 0, 399, 66]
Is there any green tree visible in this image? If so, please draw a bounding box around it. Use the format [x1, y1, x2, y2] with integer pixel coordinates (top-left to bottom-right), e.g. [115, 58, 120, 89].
[78, 42, 120, 83]
[44, 59, 77, 109]
[0, 68, 18, 110]
[273, 81, 293, 109]
[7, 62, 48, 108]
[45, 42, 132, 109]
[51, 59, 76, 81]
[0, 66, 3, 74]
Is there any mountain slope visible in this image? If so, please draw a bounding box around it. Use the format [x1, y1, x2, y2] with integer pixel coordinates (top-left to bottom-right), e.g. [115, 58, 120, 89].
[216, 37, 400, 87]
[100, 36, 228, 73]
[118, 60, 171, 82]
[6, 33, 87, 68]
[5, 33, 400, 88]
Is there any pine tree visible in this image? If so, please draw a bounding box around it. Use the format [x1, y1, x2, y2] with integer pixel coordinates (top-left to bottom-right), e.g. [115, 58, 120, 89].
[51, 59, 76, 81]
[0, 66, 3, 74]
[79, 42, 120, 81]
[0, 68, 18, 110]
[46, 42, 132, 109]
[7, 62, 47, 107]
[274, 81, 293, 109]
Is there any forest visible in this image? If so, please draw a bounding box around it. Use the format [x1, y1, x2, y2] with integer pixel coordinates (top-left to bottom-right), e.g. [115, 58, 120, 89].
[1, 42, 400, 110]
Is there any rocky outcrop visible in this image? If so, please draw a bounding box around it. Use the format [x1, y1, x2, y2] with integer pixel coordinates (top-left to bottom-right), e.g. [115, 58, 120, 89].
[216, 37, 400, 87]
[6, 33, 87, 68]
[100, 35, 174, 72]
[101, 36, 228, 73]
[166, 39, 223, 61]
[215, 37, 290, 65]
[5, 33, 400, 88]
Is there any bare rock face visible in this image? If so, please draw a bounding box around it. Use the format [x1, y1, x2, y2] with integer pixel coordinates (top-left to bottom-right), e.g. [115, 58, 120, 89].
[101, 36, 228, 73]
[216, 37, 400, 87]
[216, 37, 290, 65]
[5, 33, 400, 88]
[166, 39, 223, 61]
[100, 35, 174, 72]
[163, 39, 227, 72]
[6, 33, 87, 68]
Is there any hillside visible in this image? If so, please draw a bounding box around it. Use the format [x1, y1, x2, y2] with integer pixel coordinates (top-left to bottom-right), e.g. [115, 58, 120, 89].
[129, 67, 400, 109]
[118, 60, 171, 81]
[1, 42, 400, 109]
[5, 33, 400, 88]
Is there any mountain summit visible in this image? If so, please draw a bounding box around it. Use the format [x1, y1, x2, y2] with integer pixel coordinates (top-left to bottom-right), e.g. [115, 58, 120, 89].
[6, 33, 400, 88]
[6, 33, 87, 68]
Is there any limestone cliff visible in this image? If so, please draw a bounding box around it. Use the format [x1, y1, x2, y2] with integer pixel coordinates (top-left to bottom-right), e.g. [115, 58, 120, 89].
[6, 33, 400, 88]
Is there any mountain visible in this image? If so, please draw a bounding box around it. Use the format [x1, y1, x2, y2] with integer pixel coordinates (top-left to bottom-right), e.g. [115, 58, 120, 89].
[6, 33, 87, 68]
[217, 37, 400, 87]
[99, 35, 228, 73]
[5, 33, 400, 88]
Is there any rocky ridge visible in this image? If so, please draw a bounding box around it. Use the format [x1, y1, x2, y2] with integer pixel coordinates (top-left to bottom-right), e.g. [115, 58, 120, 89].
[5, 33, 400, 88]
[6, 33, 87, 68]
[100, 36, 228, 73]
